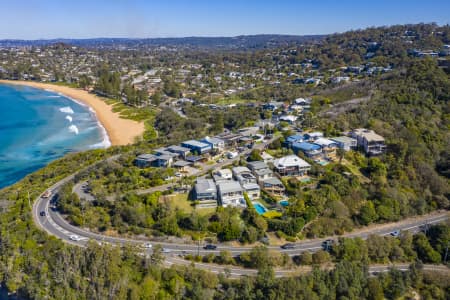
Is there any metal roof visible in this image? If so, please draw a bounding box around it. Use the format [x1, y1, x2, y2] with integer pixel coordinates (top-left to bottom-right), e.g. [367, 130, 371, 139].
[218, 181, 243, 194]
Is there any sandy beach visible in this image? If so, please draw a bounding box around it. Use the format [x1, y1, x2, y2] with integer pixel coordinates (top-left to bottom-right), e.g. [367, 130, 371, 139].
[0, 80, 144, 146]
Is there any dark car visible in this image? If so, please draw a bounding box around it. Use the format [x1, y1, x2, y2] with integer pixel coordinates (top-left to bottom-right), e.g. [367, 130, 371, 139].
[280, 243, 295, 250]
[322, 239, 334, 250]
[203, 244, 217, 250]
[40, 211, 46, 217]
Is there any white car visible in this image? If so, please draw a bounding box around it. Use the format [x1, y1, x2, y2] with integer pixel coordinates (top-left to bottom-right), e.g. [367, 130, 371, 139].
[141, 242, 153, 249]
[69, 235, 83, 241]
[162, 248, 172, 253]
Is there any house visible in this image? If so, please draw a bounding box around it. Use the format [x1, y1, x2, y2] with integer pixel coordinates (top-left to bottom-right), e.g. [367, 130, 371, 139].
[134, 154, 157, 168]
[313, 138, 338, 160]
[194, 179, 217, 201]
[331, 136, 357, 151]
[152, 155, 174, 168]
[303, 132, 324, 141]
[173, 160, 192, 172]
[217, 181, 246, 208]
[279, 115, 298, 124]
[167, 145, 191, 159]
[285, 134, 304, 147]
[181, 140, 212, 155]
[232, 166, 260, 200]
[351, 128, 386, 156]
[260, 152, 274, 164]
[262, 102, 284, 111]
[261, 177, 285, 196]
[154, 147, 178, 158]
[213, 169, 233, 183]
[273, 155, 311, 176]
[201, 136, 225, 151]
[292, 142, 322, 159]
[247, 161, 273, 182]
[238, 126, 260, 137]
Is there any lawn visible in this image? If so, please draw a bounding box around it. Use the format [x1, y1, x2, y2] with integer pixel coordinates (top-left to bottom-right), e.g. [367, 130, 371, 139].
[159, 193, 194, 213]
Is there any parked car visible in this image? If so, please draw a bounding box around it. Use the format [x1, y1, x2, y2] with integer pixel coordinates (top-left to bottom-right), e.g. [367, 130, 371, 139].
[280, 243, 295, 249]
[203, 244, 217, 250]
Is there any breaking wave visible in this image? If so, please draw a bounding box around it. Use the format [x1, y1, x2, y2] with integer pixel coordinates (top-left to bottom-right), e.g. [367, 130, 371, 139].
[59, 106, 74, 114]
[68, 125, 79, 135]
[65, 115, 73, 122]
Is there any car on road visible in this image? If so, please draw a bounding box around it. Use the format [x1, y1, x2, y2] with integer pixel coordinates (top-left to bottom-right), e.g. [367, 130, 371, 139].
[203, 244, 217, 250]
[162, 248, 172, 253]
[42, 190, 52, 198]
[141, 242, 153, 249]
[389, 230, 400, 237]
[39, 211, 46, 216]
[280, 243, 296, 249]
[69, 235, 83, 241]
[322, 239, 334, 250]
[217, 158, 224, 163]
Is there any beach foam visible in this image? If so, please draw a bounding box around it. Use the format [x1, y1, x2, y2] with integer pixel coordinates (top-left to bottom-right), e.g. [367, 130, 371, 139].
[68, 124, 79, 135]
[60, 106, 74, 114]
[65, 115, 73, 122]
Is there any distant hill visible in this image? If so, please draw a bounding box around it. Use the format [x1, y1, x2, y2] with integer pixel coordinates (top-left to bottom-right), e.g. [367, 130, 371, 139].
[0, 34, 324, 49]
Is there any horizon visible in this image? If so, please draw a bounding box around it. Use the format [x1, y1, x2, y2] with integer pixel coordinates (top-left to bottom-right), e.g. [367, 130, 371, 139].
[1, 0, 449, 39]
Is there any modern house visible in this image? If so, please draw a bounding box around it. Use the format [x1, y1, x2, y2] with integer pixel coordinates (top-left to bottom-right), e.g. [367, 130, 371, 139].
[194, 179, 217, 201]
[213, 169, 233, 183]
[260, 152, 274, 164]
[217, 181, 246, 208]
[303, 132, 324, 141]
[331, 136, 357, 151]
[232, 166, 260, 200]
[173, 160, 192, 172]
[201, 136, 225, 151]
[181, 140, 212, 155]
[261, 177, 286, 196]
[285, 134, 304, 147]
[351, 128, 386, 156]
[247, 161, 273, 182]
[152, 155, 174, 168]
[313, 138, 338, 160]
[279, 115, 298, 124]
[134, 154, 157, 168]
[167, 145, 192, 159]
[273, 155, 311, 176]
[292, 142, 322, 159]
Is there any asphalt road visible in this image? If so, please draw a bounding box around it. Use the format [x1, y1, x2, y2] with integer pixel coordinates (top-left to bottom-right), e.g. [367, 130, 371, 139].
[31, 148, 449, 277]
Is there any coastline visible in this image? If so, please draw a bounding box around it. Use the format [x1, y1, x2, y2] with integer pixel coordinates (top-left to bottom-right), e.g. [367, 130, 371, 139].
[0, 80, 145, 146]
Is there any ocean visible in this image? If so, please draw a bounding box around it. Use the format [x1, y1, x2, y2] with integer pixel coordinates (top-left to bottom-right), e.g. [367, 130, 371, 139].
[0, 83, 110, 189]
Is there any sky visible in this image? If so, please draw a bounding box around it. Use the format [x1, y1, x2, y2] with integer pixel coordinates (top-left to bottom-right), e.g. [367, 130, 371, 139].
[0, 0, 449, 39]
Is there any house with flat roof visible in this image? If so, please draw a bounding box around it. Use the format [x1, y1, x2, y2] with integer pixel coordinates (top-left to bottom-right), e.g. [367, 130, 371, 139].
[213, 169, 233, 183]
[303, 132, 324, 141]
[313, 138, 338, 160]
[247, 161, 273, 182]
[351, 128, 386, 156]
[167, 145, 191, 159]
[153, 154, 174, 168]
[279, 115, 298, 124]
[331, 136, 357, 151]
[217, 181, 246, 208]
[181, 140, 212, 155]
[285, 134, 304, 147]
[292, 142, 322, 159]
[261, 152, 274, 164]
[194, 179, 217, 201]
[201, 136, 225, 151]
[273, 155, 311, 176]
[134, 154, 157, 168]
[173, 160, 192, 172]
[261, 177, 285, 196]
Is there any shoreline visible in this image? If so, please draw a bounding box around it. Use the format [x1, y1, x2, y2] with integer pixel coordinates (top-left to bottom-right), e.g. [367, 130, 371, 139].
[0, 80, 145, 146]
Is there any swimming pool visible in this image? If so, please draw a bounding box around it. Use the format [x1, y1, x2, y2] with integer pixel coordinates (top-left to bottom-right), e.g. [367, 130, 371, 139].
[279, 200, 289, 207]
[253, 202, 268, 215]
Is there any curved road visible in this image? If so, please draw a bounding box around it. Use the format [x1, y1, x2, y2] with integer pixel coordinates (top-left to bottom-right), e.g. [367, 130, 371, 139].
[31, 152, 449, 277]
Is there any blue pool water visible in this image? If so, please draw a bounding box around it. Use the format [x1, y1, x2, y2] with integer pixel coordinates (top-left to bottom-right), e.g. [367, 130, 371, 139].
[279, 200, 289, 207]
[253, 202, 268, 215]
[0, 83, 110, 189]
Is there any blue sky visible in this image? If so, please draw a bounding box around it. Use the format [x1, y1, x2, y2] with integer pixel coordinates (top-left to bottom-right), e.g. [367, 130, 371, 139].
[1, 0, 449, 39]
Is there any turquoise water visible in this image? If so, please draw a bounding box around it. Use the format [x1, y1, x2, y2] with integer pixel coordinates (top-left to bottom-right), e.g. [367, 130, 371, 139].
[279, 200, 289, 207]
[253, 202, 268, 215]
[0, 84, 110, 189]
